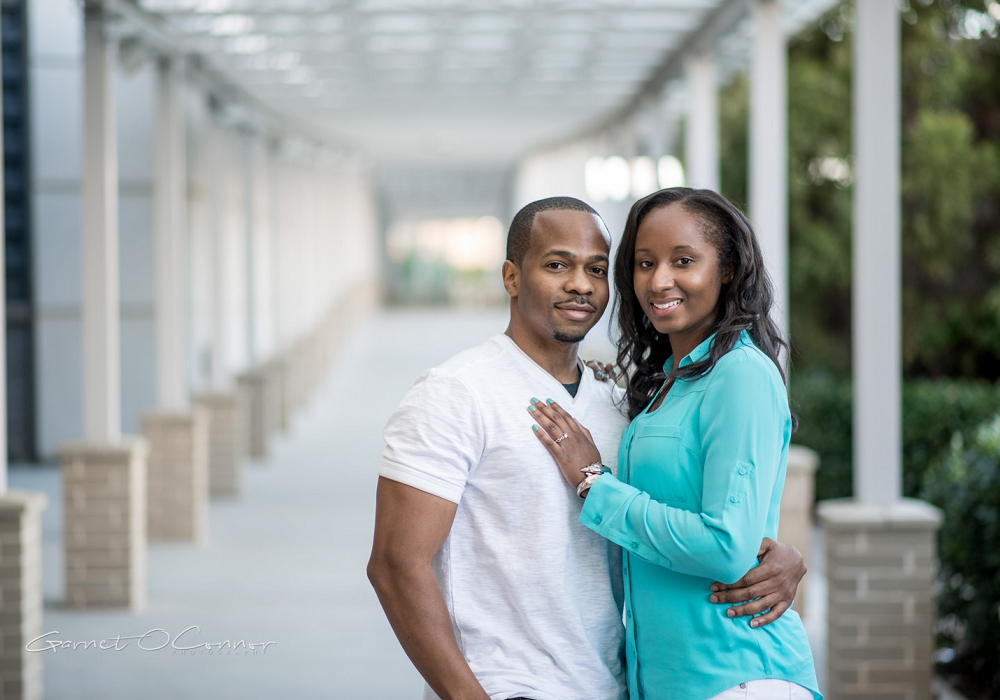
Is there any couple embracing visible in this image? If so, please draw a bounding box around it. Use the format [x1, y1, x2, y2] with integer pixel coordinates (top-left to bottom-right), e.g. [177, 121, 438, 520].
[368, 190, 821, 700]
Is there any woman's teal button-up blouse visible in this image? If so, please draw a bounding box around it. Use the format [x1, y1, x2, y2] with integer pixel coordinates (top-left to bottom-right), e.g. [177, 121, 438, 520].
[580, 332, 821, 700]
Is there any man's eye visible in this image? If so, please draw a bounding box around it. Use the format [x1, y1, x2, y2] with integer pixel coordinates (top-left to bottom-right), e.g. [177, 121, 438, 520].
[546, 261, 566, 270]
[591, 267, 608, 276]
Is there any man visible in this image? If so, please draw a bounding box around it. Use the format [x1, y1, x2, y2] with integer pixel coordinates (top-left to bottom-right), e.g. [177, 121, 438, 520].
[368, 197, 805, 700]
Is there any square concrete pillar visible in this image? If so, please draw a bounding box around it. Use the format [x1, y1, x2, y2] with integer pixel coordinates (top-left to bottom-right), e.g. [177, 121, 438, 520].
[193, 392, 242, 498]
[778, 445, 818, 616]
[817, 498, 943, 700]
[58, 438, 148, 610]
[236, 370, 268, 460]
[141, 409, 209, 542]
[0, 491, 47, 700]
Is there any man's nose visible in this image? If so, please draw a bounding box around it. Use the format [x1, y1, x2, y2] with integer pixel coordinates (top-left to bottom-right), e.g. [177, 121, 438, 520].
[566, 266, 595, 295]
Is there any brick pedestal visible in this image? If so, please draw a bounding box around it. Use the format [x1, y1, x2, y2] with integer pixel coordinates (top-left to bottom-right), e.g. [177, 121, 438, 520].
[817, 498, 943, 700]
[262, 359, 286, 437]
[58, 438, 148, 609]
[0, 490, 47, 700]
[141, 409, 209, 542]
[193, 392, 242, 497]
[237, 370, 268, 460]
[778, 445, 818, 616]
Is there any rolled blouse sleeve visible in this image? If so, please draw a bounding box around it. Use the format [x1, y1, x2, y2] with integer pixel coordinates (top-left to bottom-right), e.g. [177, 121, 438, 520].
[579, 348, 790, 584]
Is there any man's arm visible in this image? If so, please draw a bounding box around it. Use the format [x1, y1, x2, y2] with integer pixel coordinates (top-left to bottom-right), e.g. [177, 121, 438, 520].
[710, 538, 807, 628]
[367, 477, 490, 700]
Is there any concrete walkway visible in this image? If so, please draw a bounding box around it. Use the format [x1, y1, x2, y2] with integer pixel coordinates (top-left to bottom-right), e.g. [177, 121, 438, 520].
[9, 307, 508, 700]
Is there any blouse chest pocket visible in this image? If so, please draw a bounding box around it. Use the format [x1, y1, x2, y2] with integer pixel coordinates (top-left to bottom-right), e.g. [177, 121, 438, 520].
[629, 423, 695, 506]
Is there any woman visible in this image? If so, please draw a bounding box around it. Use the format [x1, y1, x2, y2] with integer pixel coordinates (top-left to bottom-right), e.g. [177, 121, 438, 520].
[526, 188, 821, 700]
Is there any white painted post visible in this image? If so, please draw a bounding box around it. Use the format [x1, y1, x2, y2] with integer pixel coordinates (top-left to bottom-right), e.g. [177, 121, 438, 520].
[684, 50, 719, 192]
[208, 123, 229, 389]
[243, 134, 257, 367]
[749, 0, 789, 342]
[154, 56, 188, 411]
[82, 3, 121, 443]
[853, 0, 902, 503]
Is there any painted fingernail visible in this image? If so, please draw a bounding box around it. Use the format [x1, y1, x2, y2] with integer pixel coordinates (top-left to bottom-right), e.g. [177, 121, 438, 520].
[530, 397, 540, 403]
[546, 398, 554, 404]
[596, 371, 604, 378]
[710, 595, 718, 603]
[727, 609, 736, 618]
[532, 425, 539, 431]
[528, 405, 536, 412]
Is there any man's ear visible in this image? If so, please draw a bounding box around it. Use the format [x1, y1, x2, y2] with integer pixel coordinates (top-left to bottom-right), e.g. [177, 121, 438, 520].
[501, 260, 519, 298]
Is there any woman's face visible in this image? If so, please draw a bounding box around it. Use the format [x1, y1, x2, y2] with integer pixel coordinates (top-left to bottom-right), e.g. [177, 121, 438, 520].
[632, 203, 731, 361]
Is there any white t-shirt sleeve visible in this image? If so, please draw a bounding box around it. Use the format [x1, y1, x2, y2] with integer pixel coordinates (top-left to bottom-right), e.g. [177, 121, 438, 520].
[380, 368, 485, 504]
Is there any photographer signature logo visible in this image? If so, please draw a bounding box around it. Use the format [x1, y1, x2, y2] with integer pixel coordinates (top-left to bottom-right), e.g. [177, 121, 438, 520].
[26, 626, 276, 656]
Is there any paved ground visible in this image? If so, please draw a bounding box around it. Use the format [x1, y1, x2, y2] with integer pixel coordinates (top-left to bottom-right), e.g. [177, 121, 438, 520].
[10, 307, 508, 700]
[9, 306, 829, 699]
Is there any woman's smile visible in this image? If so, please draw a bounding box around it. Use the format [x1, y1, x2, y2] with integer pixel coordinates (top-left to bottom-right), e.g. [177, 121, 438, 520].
[633, 203, 731, 364]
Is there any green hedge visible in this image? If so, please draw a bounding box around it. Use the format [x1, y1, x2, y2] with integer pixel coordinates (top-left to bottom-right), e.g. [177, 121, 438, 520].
[922, 416, 1000, 695]
[789, 373, 1000, 502]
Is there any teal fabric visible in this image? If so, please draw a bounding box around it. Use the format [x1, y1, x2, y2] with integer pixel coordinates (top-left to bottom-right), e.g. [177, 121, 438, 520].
[580, 332, 821, 700]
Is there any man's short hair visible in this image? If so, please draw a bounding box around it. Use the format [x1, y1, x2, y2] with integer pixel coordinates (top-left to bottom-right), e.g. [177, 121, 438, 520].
[506, 197, 603, 267]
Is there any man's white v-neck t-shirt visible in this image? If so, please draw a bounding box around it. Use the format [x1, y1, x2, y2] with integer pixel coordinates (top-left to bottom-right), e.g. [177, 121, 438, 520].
[381, 334, 630, 700]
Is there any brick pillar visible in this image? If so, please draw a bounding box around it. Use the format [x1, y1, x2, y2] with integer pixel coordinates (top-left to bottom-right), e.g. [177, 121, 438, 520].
[778, 445, 818, 617]
[263, 358, 285, 437]
[141, 409, 209, 542]
[193, 392, 242, 497]
[236, 370, 267, 460]
[58, 438, 148, 609]
[284, 342, 306, 416]
[0, 491, 47, 700]
[817, 498, 942, 700]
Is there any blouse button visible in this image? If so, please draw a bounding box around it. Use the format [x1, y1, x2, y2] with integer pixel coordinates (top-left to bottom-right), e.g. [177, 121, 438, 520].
[630, 541, 639, 550]
[738, 467, 748, 476]
[730, 495, 740, 504]
[594, 515, 602, 524]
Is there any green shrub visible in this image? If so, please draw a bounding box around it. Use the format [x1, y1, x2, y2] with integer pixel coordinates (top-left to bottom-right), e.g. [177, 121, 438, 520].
[789, 371, 852, 502]
[922, 416, 1000, 696]
[789, 373, 1000, 502]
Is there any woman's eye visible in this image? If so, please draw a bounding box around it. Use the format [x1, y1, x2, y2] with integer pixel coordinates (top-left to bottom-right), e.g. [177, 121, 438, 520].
[677, 257, 694, 265]
[637, 260, 654, 269]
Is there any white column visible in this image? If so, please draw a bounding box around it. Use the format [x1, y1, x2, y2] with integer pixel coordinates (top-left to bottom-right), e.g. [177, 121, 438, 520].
[208, 123, 229, 388]
[270, 154, 284, 353]
[154, 56, 188, 411]
[81, 4, 121, 442]
[749, 0, 789, 341]
[853, 0, 901, 503]
[684, 50, 719, 192]
[243, 134, 257, 366]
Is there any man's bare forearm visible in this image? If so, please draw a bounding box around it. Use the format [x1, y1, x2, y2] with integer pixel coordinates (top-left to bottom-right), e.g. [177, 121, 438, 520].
[368, 558, 489, 700]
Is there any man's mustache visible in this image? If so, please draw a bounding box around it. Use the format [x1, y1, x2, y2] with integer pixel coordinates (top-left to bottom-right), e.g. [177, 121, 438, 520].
[555, 297, 597, 311]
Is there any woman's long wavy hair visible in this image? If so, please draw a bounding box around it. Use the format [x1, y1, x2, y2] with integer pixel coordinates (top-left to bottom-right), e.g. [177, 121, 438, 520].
[613, 187, 790, 421]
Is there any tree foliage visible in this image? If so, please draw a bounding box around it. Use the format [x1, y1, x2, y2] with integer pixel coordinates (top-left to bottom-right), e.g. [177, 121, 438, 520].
[719, 0, 1000, 381]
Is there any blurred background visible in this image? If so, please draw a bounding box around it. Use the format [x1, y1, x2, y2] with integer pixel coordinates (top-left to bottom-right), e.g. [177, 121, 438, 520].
[0, 0, 998, 698]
